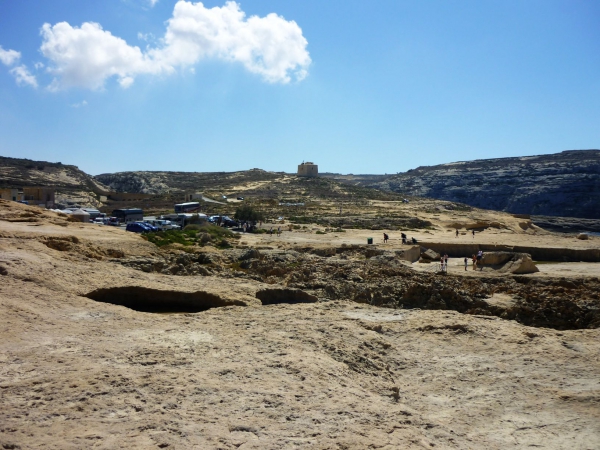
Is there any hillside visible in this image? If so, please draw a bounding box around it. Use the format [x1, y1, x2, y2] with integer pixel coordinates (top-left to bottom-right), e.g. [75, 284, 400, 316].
[94, 169, 283, 195]
[0, 156, 108, 194]
[364, 150, 600, 219]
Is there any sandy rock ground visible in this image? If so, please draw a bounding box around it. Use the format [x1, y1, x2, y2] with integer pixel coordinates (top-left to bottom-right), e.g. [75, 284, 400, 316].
[1, 201, 599, 449]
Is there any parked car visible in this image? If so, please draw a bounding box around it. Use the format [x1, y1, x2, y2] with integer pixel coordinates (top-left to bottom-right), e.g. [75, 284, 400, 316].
[237, 197, 244, 201]
[145, 219, 180, 231]
[221, 216, 238, 228]
[126, 222, 150, 233]
[106, 217, 120, 226]
[137, 222, 158, 232]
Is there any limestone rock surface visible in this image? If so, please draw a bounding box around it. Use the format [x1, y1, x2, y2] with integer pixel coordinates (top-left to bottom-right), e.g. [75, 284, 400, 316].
[369, 150, 600, 219]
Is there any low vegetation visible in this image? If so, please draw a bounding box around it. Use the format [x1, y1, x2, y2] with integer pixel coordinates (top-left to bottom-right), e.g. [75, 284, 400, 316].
[144, 224, 239, 248]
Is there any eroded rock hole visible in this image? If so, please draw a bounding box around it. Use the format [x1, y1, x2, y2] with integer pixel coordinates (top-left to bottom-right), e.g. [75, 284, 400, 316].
[256, 288, 318, 305]
[86, 287, 246, 313]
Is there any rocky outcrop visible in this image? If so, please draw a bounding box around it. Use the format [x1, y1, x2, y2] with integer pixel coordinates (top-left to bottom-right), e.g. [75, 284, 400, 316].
[420, 242, 600, 262]
[115, 246, 600, 330]
[480, 252, 539, 274]
[369, 150, 600, 219]
[396, 245, 421, 263]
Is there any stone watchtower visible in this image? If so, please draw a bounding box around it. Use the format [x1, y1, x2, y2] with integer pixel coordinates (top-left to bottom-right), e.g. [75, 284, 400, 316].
[297, 162, 318, 177]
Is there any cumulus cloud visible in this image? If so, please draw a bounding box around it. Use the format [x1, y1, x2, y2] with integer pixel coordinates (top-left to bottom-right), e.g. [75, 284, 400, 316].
[0, 45, 38, 88]
[0, 46, 21, 66]
[149, 0, 159, 6]
[39, 1, 310, 90]
[10, 65, 38, 88]
[40, 22, 152, 90]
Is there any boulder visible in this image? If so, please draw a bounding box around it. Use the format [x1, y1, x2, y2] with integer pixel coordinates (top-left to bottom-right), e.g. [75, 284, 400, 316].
[480, 251, 539, 274]
[577, 233, 589, 240]
[239, 248, 261, 260]
[420, 248, 440, 261]
[395, 245, 421, 263]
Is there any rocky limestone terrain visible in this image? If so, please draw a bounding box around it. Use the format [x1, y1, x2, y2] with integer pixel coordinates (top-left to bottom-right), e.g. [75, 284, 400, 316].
[1, 200, 600, 449]
[365, 150, 600, 219]
[0, 156, 108, 194]
[94, 169, 282, 195]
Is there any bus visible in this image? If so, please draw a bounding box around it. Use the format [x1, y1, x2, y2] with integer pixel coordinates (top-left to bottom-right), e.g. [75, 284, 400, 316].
[111, 208, 143, 223]
[174, 202, 201, 213]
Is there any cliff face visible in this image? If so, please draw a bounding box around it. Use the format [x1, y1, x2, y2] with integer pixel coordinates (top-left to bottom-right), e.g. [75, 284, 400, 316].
[371, 150, 600, 219]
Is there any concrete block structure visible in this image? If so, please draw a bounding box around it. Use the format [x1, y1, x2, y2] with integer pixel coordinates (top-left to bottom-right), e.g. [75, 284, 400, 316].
[0, 188, 24, 202]
[297, 162, 318, 177]
[184, 193, 203, 202]
[23, 187, 55, 208]
[0, 187, 55, 207]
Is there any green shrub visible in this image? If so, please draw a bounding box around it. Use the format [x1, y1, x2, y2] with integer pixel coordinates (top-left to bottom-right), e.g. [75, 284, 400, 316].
[144, 230, 192, 247]
[234, 205, 265, 222]
[185, 223, 234, 239]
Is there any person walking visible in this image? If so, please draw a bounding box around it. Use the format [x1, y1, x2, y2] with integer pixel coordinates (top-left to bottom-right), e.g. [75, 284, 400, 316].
[472, 254, 477, 270]
[440, 256, 445, 272]
[464, 257, 468, 271]
[455, 229, 459, 238]
[472, 229, 475, 239]
[444, 254, 449, 271]
[383, 233, 389, 243]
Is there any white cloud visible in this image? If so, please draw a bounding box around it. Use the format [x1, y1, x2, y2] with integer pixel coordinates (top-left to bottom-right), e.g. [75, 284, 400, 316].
[10, 65, 38, 88]
[34, 62, 45, 70]
[137, 32, 155, 42]
[0, 46, 21, 66]
[40, 21, 152, 90]
[71, 100, 88, 108]
[149, 0, 159, 6]
[39, 1, 310, 91]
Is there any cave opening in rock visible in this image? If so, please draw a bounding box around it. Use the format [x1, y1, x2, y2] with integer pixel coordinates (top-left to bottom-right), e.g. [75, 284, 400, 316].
[255, 288, 318, 305]
[85, 287, 246, 313]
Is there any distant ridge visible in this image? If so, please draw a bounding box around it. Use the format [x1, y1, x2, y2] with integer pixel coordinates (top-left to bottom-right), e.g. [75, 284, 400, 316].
[367, 150, 600, 219]
[2, 150, 599, 219]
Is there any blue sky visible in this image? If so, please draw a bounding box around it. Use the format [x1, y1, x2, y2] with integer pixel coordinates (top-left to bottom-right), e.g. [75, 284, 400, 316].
[0, 0, 599, 175]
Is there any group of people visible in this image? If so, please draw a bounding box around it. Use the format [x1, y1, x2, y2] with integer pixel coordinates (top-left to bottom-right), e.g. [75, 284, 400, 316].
[399, 233, 417, 244]
[461, 251, 485, 271]
[440, 253, 449, 272]
[376, 231, 484, 272]
[456, 251, 486, 272]
[471, 250, 484, 270]
[455, 229, 477, 238]
[268, 226, 282, 236]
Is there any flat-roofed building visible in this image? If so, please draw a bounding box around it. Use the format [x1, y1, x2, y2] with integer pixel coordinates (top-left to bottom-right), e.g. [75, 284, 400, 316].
[297, 162, 318, 177]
